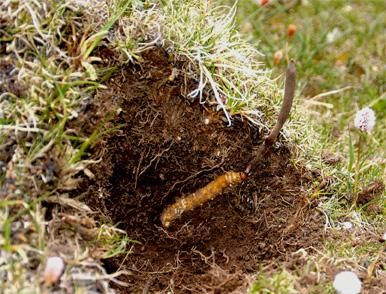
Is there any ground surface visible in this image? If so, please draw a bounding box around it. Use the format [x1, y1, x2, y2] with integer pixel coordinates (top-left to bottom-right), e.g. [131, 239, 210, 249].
[1, 1, 384, 293]
[79, 48, 323, 293]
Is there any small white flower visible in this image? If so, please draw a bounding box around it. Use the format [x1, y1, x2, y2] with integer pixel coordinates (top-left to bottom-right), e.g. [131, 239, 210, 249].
[354, 107, 376, 133]
[340, 222, 353, 230]
[327, 28, 341, 44]
[333, 271, 362, 294]
[43, 256, 65, 285]
[382, 231, 386, 241]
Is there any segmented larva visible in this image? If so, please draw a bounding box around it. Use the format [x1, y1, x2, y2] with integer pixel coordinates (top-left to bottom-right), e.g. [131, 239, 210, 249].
[161, 171, 247, 228]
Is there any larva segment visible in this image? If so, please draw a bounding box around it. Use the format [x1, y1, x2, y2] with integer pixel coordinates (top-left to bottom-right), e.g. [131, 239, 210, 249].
[161, 171, 246, 228]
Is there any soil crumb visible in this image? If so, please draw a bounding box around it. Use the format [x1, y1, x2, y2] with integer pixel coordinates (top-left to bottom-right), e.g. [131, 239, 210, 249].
[357, 180, 385, 206]
[0, 60, 25, 98]
[82, 48, 323, 293]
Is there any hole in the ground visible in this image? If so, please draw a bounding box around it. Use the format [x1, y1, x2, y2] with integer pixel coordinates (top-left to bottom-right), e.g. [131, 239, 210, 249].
[80, 48, 323, 293]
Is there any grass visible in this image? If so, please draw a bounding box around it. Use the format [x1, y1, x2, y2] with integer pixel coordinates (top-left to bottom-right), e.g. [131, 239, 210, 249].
[0, 0, 137, 292]
[0, 0, 385, 293]
[162, 1, 273, 126]
[230, 0, 385, 212]
[228, 0, 385, 291]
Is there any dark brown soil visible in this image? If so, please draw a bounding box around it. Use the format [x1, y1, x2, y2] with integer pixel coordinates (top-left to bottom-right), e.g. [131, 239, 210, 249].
[357, 180, 385, 206]
[0, 60, 25, 98]
[81, 48, 323, 293]
[0, 59, 25, 184]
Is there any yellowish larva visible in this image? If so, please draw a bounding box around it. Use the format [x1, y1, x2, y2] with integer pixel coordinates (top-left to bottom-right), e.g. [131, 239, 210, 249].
[161, 171, 246, 228]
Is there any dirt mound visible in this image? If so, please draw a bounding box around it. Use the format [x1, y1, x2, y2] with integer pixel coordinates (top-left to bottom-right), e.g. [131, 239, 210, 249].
[81, 48, 323, 293]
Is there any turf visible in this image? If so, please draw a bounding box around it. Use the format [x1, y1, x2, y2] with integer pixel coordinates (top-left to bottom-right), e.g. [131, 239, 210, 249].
[0, 0, 385, 293]
[230, 0, 385, 292]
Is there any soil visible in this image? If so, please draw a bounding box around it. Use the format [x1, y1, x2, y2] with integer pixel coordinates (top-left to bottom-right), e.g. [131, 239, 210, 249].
[357, 180, 385, 206]
[80, 48, 323, 293]
[0, 60, 25, 98]
[0, 59, 25, 184]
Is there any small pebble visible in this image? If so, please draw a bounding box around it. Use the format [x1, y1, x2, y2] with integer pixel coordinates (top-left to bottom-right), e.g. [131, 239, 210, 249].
[43, 256, 65, 285]
[333, 271, 361, 294]
[340, 222, 353, 230]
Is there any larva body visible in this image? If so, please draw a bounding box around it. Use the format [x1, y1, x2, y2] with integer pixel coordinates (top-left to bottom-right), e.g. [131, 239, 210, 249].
[161, 171, 246, 228]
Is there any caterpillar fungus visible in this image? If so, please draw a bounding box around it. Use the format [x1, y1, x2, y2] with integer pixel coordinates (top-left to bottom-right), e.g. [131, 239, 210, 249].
[161, 171, 247, 228]
[246, 60, 296, 173]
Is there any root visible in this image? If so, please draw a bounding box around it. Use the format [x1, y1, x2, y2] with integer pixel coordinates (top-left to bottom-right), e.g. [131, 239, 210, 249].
[164, 159, 225, 199]
[134, 141, 173, 188]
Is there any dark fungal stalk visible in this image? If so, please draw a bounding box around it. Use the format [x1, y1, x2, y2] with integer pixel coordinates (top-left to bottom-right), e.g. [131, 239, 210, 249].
[265, 60, 296, 147]
[246, 60, 296, 173]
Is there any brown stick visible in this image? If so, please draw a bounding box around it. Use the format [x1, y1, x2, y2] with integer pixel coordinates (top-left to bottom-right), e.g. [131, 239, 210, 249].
[246, 60, 296, 173]
[265, 60, 296, 147]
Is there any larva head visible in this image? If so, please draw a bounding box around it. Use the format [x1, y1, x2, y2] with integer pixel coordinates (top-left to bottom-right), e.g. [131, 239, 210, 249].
[239, 172, 247, 181]
[225, 171, 247, 184]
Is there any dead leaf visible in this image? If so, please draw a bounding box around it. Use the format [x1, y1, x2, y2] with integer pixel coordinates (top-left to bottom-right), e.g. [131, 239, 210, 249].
[321, 150, 342, 165]
[45, 195, 93, 213]
[335, 51, 349, 66]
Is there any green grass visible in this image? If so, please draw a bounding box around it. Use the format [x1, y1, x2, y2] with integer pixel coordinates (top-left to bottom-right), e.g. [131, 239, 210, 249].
[233, 0, 385, 158]
[161, 0, 286, 128]
[228, 0, 385, 291]
[229, 0, 385, 210]
[0, 1, 139, 292]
